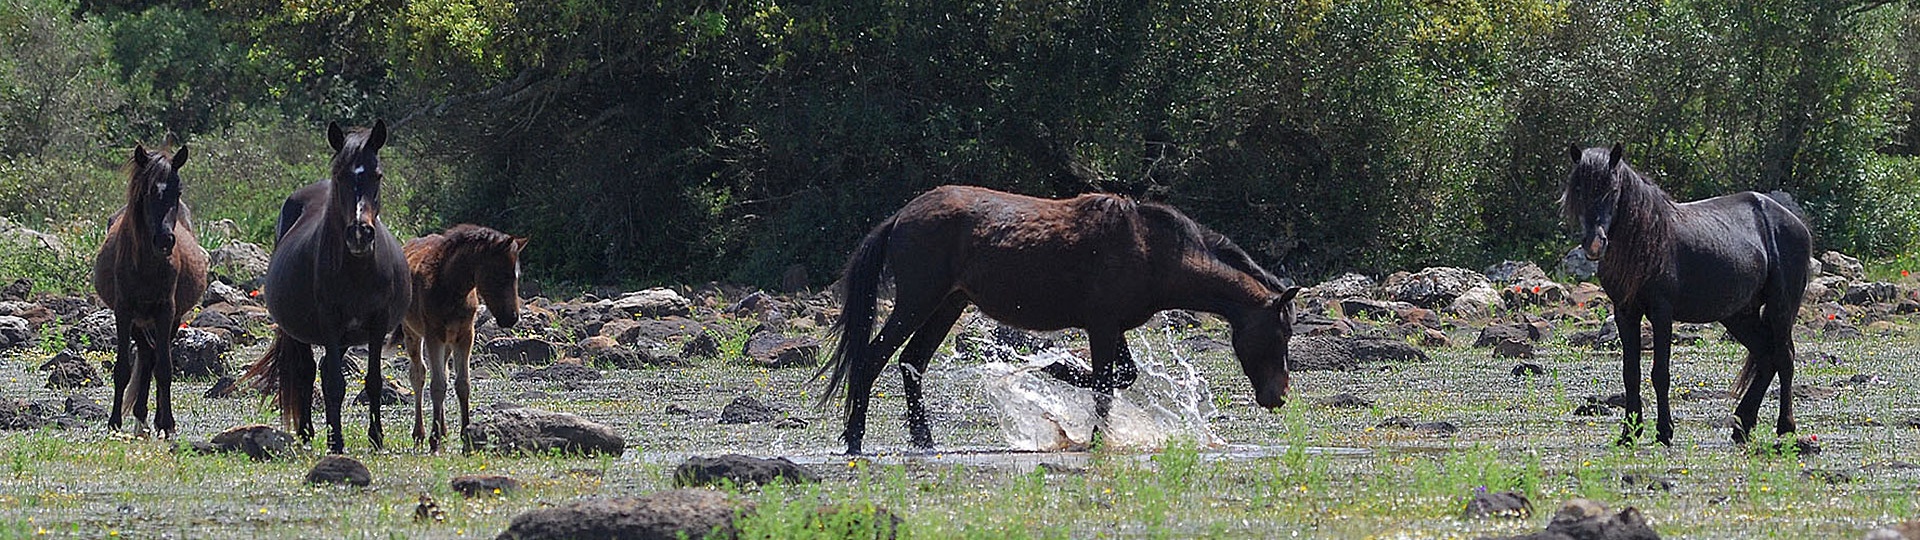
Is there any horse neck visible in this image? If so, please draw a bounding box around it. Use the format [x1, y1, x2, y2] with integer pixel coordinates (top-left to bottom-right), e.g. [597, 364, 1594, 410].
[424, 241, 488, 301]
[1598, 168, 1675, 301]
[1164, 262, 1274, 319]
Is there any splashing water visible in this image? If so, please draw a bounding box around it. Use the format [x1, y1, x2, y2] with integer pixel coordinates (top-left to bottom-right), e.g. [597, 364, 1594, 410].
[955, 325, 1224, 451]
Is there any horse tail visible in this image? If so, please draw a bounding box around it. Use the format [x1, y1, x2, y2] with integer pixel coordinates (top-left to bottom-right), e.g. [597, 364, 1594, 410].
[814, 216, 896, 409]
[240, 329, 314, 431]
[1731, 355, 1758, 400]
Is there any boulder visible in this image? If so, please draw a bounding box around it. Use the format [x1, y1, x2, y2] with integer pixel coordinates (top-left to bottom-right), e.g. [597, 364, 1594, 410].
[740, 331, 821, 368]
[1446, 285, 1506, 318]
[464, 406, 626, 456]
[1500, 280, 1571, 308]
[610, 288, 692, 318]
[199, 424, 296, 461]
[488, 337, 556, 365]
[1558, 247, 1599, 280]
[580, 336, 673, 369]
[1, 278, 29, 301]
[452, 474, 523, 497]
[1475, 323, 1553, 347]
[1485, 261, 1550, 283]
[672, 454, 820, 487]
[1475, 498, 1660, 540]
[200, 280, 252, 308]
[1288, 335, 1429, 371]
[680, 331, 721, 360]
[1339, 298, 1416, 321]
[64, 309, 116, 352]
[171, 327, 231, 378]
[0, 315, 34, 350]
[0, 301, 53, 329]
[1843, 282, 1899, 306]
[1820, 251, 1864, 280]
[1491, 338, 1535, 359]
[64, 395, 105, 421]
[1464, 490, 1533, 519]
[494, 489, 748, 540]
[1381, 267, 1493, 309]
[1307, 273, 1376, 300]
[718, 395, 781, 425]
[306, 455, 372, 486]
[208, 242, 271, 282]
[40, 350, 101, 389]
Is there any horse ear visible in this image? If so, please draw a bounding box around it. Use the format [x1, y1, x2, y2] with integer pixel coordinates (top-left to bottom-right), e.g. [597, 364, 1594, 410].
[328, 121, 346, 152]
[172, 145, 189, 170]
[511, 236, 529, 252]
[1608, 142, 1624, 168]
[1565, 143, 1581, 163]
[131, 144, 150, 168]
[1277, 286, 1301, 306]
[368, 119, 388, 152]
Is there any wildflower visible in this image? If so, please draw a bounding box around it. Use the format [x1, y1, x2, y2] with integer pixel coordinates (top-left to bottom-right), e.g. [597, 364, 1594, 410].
[1904, 270, 1912, 277]
[1531, 286, 1541, 294]
[250, 290, 262, 297]
[1827, 313, 1837, 320]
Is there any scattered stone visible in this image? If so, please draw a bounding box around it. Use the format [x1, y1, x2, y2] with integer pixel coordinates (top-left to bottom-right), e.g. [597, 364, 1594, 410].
[1375, 416, 1418, 429]
[1485, 261, 1550, 283]
[1476, 323, 1553, 347]
[510, 363, 603, 383]
[353, 378, 411, 406]
[200, 281, 252, 308]
[1308, 273, 1377, 300]
[494, 489, 747, 540]
[719, 395, 780, 425]
[1820, 251, 1864, 280]
[1381, 267, 1493, 309]
[1573, 397, 1613, 417]
[673, 454, 821, 488]
[488, 337, 556, 365]
[680, 331, 721, 360]
[199, 424, 296, 461]
[451, 474, 522, 497]
[40, 350, 101, 389]
[1831, 374, 1876, 387]
[1419, 328, 1451, 348]
[1312, 393, 1374, 409]
[209, 242, 271, 282]
[1476, 498, 1660, 540]
[1464, 490, 1532, 519]
[0, 315, 32, 350]
[1288, 335, 1429, 372]
[740, 331, 821, 368]
[1801, 468, 1856, 485]
[727, 291, 776, 316]
[414, 494, 448, 522]
[664, 404, 693, 415]
[1414, 421, 1460, 436]
[1620, 473, 1674, 492]
[1511, 363, 1546, 377]
[772, 417, 806, 430]
[1492, 338, 1535, 359]
[204, 375, 240, 399]
[0, 278, 29, 301]
[464, 406, 626, 456]
[1843, 282, 1899, 305]
[306, 455, 372, 486]
[64, 395, 105, 421]
[64, 309, 116, 352]
[579, 336, 670, 369]
[609, 288, 693, 318]
[1338, 297, 1416, 322]
[0, 398, 51, 430]
[170, 327, 231, 378]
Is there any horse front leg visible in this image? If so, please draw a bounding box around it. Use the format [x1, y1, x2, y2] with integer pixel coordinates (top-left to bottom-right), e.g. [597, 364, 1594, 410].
[404, 328, 427, 449]
[1614, 308, 1645, 446]
[318, 346, 349, 454]
[108, 314, 134, 431]
[152, 317, 180, 439]
[364, 322, 388, 451]
[1647, 309, 1674, 446]
[445, 326, 471, 454]
[1087, 330, 1126, 432]
[128, 326, 156, 436]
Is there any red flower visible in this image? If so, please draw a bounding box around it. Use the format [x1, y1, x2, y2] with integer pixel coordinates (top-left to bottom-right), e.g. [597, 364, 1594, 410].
[249, 290, 262, 297]
[1531, 286, 1541, 294]
[1904, 270, 1911, 277]
[1827, 313, 1837, 320]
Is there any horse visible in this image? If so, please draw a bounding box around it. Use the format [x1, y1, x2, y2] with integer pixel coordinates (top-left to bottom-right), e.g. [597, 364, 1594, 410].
[393, 224, 527, 453]
[817, 185, 1302, 455]
[1562, 143, 1812, 446]
[243, 120, 412, 454]
[92, 142, 209, 438]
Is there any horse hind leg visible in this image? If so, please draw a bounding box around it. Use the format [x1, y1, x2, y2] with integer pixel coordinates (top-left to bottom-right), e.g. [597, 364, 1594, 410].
[899, 294, 969, 450]
[451, 324, 475, 453]
[108, 314, 135, 431]
[1765, 308, 1798, 437]
[404, 328, 427, 448]
[152, 319, 179, 438]
[841, 288, 948, 454]
[1723, 311, 1775, 444]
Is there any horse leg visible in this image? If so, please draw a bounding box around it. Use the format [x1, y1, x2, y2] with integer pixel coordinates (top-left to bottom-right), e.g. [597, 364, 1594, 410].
[1646, 307, 1674, 446]
[899, 294, 968, 450]
[318, 346, 349, 454]
[364, 322, 389, 451]
[430, 337, 454, 453]
[1722, 311, 1773, 444]
[1086, 329, 1127, 432]
[108, 313, 134, 431]
[1766, 309, 1798, 437]
[451, 324, 475, 453]
[128, 325, 156, 435]
[1613, 308, 1645, 445]
[841, 293, 944, 455]
[152, 317, 179, 439]
[1109, 333, 1137, 390]
[405, 328, 427, 448]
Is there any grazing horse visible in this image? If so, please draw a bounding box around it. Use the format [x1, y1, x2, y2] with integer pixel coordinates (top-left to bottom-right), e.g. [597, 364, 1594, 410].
[818, 185, 1301, 455]
[394, 224, 527, 452]
[1562, 143, 1812, 445]
[92, 142, 209, 438]
[244, 120, 411, 454]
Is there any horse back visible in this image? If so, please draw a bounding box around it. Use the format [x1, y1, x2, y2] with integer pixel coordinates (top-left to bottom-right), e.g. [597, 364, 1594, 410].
[1667, 192, 1810, 321]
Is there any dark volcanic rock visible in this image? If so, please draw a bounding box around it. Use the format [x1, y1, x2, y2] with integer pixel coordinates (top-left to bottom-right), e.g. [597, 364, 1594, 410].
[1620, 473, 1674, 492]
[1464, 490, 1533, 519]
[580, 336, 674, 369]
[488, 337, 556, 365]
[1312, 393, 1375, 409]
[306, 455, 373, 486]
[64, 395, 105, 421]
[680, 331, 721, 360]
[40, 350, 101, 389]
[1, 278, 29, 301]
[740, 331, 821, 368]
[464, 406, 626, 457]
[1476, 498, 1660, 540]
[673, 454, 821, 487]
[719, 395, 780, 425]
[0, 301, 52, 328]
[1475, 323, 1553, 347]
[171, 327, 231, 378]
[0, 398, 51, 430]
[452, 474, 523, 497]
[64, 309, 116, 352]
[511, 363, 604, 383]
[1491, 338, 1535, 359]
[0, 315, 34, 350]
[204, 375, 240, 398]
[201, 424, 296, 461]
[1511, 363, 1546, 377]
[494, 489, 747, 540]
[1842, 282, 1898, 305]
[353, 378, 410, 406]
[1288, 335, 1429, 371]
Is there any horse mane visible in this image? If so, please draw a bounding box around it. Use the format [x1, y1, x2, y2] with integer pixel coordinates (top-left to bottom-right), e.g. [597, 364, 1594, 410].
[415, 224, 515, 291]
[1568, 152, 1674, 305]
[1137, 202, 1288, 294]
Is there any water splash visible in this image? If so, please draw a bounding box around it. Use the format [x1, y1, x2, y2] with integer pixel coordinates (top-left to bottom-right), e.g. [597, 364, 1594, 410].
[955, 324, 1223, 451]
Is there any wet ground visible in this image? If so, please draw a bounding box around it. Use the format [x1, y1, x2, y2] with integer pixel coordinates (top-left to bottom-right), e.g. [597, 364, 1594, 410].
[1, 313, 1916, 538]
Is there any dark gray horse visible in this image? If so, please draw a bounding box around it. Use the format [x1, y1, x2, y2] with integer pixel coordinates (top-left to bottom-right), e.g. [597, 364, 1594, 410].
[1563, 143, 1812, 445]
[245, 120, 411, 454]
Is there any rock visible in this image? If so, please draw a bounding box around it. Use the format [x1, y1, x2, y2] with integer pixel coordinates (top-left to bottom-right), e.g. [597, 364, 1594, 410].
[209, 242, 271, 283]
[1863, 521, 1920, 540]
[673, 454, 821, 487]
[415, 494, 448, 522]
[40, 350, 101, 389]
[1559, 247, 1599, 280]
[353, 378, 411, 406]
[727, 291, 776, 316]
[171, 327, 231, 378]
[1382, 267, 1493, 309]
[1307, 273, 1376, 299]
[0, 315, 32, 350]
[1800, 468, 1856, 485]
[0, 278, 29, 301]
[1492, 338, 1535, 359]
[740, 331, 821, 368]
[1288, 335, 1429, 371]
[718, 395, 781, 425]
[1485, 261, 1550, 283]
[1339, 298, 1417, 321]
[1807, 275, 1849, 303]
[200, 280, 252, 308]
[1447, 285, 1506, 318]
[1843, 282, 1899, 305]
[464, 406, 626, 456]
[305, 455, 372, 486]
[1476, 498, 1660, 540]
[600, 317, 708, 345]
[204, 375, 240, 398]
[610, 288, 692, 318]
[1820, 251, 1864, 280]
[64, 309, 116, 352]
[488, 337, 556, 365]
[494, 489, 747, 540]
[680, 331, 721, 360]
[451, 474, 522, 497]
[1414, 421, 1459, 436]
[1312, 393, 1374, 409]
[0, 301, 52, 328]
[580, 336, 673, 369]
[510, 363, 603, 383]
[1375, 416, 1418, 429]
[190, 308, 245, 337]
[1620, 473, 1674, 492]
[1476, 323, 1552, 347]
[1573, 397, 1613, 417]
[1464, 490, 1533, 519]
[1500, 280, 1571, 308]
[64, 395, 106, 421]
[1567, 282, 1608, 308]
[772, 417, 806, 429]
[1419, 328, 1451, 348]
[203, 424, 297, 461]
[0, 217, 69, 257]
[1511, 362, 1546, 377]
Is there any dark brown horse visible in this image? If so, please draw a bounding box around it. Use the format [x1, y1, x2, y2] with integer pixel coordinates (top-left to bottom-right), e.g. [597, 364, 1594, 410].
[244, 120, 411, 454]
[92, 142, 209, 438]
[395, 224, 527, 452]
[1563, 143, 1812, 445]
[818, 185, 1301, 454]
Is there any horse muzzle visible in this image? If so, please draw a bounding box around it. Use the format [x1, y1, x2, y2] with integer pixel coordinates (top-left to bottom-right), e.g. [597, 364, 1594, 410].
[1254, 377, 1289, 410]
[153, 233, 176, 257]
[495, 312, 519, 329]
[345, 223, 376, 256]
[1583, 236, 1607, 261]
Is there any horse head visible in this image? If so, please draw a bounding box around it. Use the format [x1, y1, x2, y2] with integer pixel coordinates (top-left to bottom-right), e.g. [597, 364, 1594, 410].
[328, 119, 388, 257]
[479, 235, 529, 329]
[1564, 142, 1625, 261]
[1233, 286, 1301, 410]
[129, 143, 189, 257]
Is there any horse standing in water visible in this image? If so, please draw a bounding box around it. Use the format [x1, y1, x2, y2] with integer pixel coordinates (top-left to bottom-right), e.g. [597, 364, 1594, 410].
[394, 224, 527, 452]
[1562, 143, 1812, 445]
[245, 120, 411, 454]
[818, 185, 1301, 455]
[93, 142, 209, 438]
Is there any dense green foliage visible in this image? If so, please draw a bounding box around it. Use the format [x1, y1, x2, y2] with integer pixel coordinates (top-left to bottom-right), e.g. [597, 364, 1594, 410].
[2, 0, 1917, 288]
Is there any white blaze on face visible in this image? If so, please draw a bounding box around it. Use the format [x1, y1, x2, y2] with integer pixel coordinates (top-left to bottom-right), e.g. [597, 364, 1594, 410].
[353, 166, 366, 175]
[356, 200, 371, 224]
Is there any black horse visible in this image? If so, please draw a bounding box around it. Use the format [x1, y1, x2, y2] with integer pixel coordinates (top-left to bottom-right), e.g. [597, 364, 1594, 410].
[1562, 143, 1812, 445]
[819, 185, 1300, 455]
[245, 120, 411, 454]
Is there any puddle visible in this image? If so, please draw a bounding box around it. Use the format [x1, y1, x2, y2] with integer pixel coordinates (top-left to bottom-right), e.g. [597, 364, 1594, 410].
[628, 444, 1372, 472]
